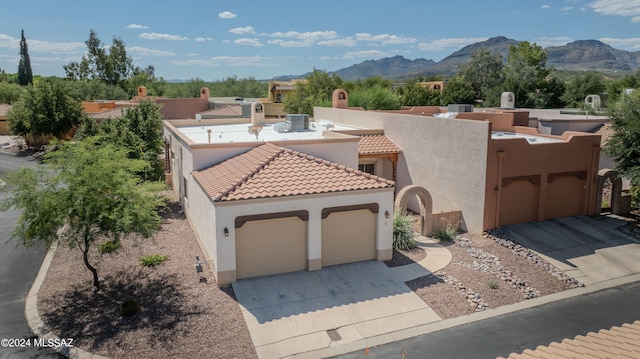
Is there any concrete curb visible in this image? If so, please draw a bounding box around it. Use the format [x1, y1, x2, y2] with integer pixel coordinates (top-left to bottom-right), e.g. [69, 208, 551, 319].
[25, 244, 109, 359]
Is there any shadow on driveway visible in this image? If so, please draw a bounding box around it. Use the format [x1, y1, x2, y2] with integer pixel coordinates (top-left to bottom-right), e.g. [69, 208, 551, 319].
[500, 216, 640, 284]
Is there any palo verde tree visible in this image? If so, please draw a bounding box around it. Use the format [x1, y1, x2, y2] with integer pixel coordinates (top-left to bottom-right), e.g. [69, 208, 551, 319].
[18, 29, 33, 86]
[0, 137, 164, 291]
[8, 77, 86, 146]
[604, 90, 640, 208]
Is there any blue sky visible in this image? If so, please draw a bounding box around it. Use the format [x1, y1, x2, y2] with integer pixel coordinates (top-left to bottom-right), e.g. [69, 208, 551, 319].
[1, 0, 639, 81]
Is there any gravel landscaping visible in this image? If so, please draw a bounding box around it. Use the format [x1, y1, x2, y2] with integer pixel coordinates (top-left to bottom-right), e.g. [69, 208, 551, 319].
[36, 192, 638, 357]
[37, 197, 257, 359]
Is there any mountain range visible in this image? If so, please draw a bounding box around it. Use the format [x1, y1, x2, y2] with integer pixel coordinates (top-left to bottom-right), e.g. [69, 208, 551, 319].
[276, 36, 640, 81]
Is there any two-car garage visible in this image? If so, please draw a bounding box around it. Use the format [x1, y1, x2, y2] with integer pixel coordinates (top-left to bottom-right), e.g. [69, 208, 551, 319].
[234, 205, 379, 280]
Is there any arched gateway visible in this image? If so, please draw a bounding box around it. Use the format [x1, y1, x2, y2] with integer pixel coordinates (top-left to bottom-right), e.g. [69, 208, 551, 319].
[394, 185, 433, 236]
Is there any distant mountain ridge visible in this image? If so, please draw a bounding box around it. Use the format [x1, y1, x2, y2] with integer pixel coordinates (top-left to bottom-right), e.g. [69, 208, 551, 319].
[275, 36, 640, 81]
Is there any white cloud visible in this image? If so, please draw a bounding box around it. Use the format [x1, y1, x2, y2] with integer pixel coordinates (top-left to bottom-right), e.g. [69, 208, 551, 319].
[267, 39, 311, 47]
[0, 34, 19, 49]
[194, 37, 213, 42]
[590, 0, 640, 21]
[269, 30, 338, 41]
[599, 36, 640, 49]
[218, 11, 237, 19]
[234, 38, 263, 46]
[343, 50, 389, 59]
[140, 32, 188, 41]
[128, 46, 175, 56]
[229, 26, 255, 35]
[171, 55, 275, 67]
[542, 4, 550, 9]
[354, 33, 417, 45]
[418, 37, 488, 52]
[560, 6, 573, 11]
[126, 24, 148, 29]
[317, 38, 357, 47]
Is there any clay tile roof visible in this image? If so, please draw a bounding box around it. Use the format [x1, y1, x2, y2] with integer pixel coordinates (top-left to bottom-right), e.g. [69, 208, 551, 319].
[358, 134, 401, 155]
[193, 143, 394, 202]
[88, 107, 126, 120]
[0, 104, 12, 117]
[198, 105, 242, 116]
[498, 320, 640, 359]
[594, 123, 614, 147]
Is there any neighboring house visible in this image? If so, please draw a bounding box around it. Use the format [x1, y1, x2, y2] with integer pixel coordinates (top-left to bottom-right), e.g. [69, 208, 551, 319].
[316, 90, 602, 233]
[163, 103, 394, 285]
[0, 104, 12, 135]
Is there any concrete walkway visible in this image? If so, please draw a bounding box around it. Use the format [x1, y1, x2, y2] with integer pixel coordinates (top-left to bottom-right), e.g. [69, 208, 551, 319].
[232, 239, 452, 359]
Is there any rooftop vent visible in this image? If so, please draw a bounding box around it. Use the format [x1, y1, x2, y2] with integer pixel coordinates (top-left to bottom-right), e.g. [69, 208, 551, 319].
[447, 104, 473, 113]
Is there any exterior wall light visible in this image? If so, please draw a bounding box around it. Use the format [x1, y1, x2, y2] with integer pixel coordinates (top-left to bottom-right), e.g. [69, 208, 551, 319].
[224, 227, 229, 237]
[385, 210, 390, 219]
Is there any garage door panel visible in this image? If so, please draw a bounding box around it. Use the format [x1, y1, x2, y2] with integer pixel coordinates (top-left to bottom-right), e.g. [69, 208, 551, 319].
[322, 209, 376, 267]
[546, 175, 584, 219]
[236, 216, 306, 279]
[500, 179, 538, 226]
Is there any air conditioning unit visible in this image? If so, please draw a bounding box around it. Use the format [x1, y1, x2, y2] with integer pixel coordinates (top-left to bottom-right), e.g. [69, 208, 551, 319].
[447, 104, 473, 113]
[285, 114, 309, 131]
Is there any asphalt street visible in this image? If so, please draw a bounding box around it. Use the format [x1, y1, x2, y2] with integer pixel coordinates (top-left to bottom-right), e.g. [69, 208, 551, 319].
[333, 280, 640, 359]
[0, 153, 62, 359]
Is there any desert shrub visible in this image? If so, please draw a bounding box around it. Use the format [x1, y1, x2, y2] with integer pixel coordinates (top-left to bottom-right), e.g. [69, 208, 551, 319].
[99, 239, 122, 254]
[433, 223, 458, 242]
[139, 254, 169, 267]
[120, 299, 141, 316]
[488, 281, 499, 290]
[393, 211, 416, 250]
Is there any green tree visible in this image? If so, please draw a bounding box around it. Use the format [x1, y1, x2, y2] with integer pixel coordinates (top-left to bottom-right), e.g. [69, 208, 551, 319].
[398, 83, 440, 106]
[17, 29, 33, 86]
[0, 137, 164, 290]
[283, 69, 343, 116]
[64, 30, 133, 87]
[457, 48, 504, 103]
[604, 90, 640, 207]
[8, 78, 86, 146]
[64, 79, 129, 101]
[78, 99, 164, 180]
[441, 78, 477, 105]
[348, 85, 400, 110]
[124, 65, 166, 98]
[561, 72, 605, 108]
[0, 82, 24, 104]
[607, 70, 640, 103]
[502, 41, 551, 108]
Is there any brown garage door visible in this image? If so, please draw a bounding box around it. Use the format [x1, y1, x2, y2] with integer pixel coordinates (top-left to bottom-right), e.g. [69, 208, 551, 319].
[236, 216, 307, 279]
[545, 172, 585, 219]
[321, 206, 376, 267]
[499, 177, 539, 226]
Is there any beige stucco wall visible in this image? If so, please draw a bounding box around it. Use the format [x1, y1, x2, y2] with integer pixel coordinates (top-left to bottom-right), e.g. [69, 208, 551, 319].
[188, 187, 394, 284]
[315, 107, 491, 233]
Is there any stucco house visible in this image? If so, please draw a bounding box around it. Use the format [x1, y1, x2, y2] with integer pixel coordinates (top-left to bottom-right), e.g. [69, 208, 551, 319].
[163, 89, 604, 285]
[163, 104, 395, 285]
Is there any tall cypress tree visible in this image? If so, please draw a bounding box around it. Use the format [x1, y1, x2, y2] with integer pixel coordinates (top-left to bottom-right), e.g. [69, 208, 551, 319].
[18, 29, 33, 86]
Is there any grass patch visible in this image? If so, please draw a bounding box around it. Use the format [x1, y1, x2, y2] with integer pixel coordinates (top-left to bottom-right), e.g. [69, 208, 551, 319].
[139, 254, 169, 267]
[99, 239, 122, 254]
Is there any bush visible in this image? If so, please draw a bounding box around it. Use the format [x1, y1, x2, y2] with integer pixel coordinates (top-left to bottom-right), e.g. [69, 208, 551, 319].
[120, 299, 141, 316]
[99, 239, 122, 254]
[433, 223, 458, 242]
[393, 212, 416, 250]
[488, 281, 499, 290]
[139, 254, 169, 267]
